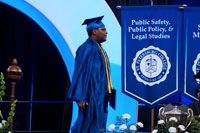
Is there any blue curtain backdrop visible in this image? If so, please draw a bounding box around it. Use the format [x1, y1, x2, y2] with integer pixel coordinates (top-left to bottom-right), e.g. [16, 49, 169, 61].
[122, 6, 182, 107]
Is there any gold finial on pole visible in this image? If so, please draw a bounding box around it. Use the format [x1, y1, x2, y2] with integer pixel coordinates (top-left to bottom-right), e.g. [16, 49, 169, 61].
[179, 4, 188, 10]
[182, 4, 188, 7]
[116, 5, 121, 9]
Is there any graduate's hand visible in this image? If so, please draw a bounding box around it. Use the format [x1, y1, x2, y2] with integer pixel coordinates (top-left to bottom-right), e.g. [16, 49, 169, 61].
[77, 101, 87, 110]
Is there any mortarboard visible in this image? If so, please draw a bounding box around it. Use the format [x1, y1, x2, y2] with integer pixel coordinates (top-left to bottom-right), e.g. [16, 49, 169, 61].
[82, 16, 105, 31]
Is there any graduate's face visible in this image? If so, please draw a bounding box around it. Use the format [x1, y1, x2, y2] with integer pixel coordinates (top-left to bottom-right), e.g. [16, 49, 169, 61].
[94, 27, 107, 43]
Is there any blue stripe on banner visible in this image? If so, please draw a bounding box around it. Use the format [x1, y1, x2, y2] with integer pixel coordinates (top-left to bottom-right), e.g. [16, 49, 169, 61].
[122, 6, 182, 107]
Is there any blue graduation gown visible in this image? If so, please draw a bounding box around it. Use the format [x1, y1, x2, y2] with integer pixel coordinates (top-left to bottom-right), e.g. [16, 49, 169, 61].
[67, 38, 109, 132]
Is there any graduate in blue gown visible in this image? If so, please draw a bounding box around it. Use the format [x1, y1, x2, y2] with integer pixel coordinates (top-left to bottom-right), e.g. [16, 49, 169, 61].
[67, 16, 114, 132]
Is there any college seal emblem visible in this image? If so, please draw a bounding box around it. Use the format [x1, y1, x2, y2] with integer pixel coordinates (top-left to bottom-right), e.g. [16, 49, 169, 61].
[132, 45, 171, 86]
[192, 53, 200, 83]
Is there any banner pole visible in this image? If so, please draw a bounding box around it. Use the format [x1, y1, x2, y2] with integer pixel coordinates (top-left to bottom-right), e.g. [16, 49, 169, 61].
[151, 108, 154, 131]
[151, 0, 153, 6]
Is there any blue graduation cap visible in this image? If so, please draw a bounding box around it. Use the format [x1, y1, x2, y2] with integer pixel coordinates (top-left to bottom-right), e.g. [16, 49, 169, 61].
[82, 16, 105, 31]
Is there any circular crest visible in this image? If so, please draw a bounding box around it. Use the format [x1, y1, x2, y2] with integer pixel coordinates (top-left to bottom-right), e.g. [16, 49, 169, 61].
[192, 53, 200, 83]
[132, 45, 171, 86]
